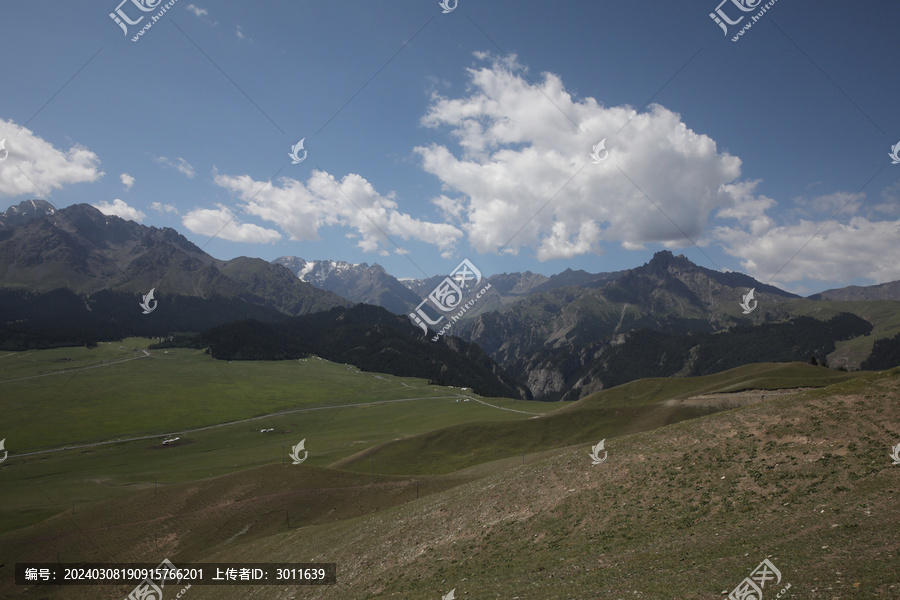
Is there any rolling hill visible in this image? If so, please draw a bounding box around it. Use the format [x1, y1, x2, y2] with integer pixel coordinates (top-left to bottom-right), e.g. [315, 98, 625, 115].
[1, 352, 894, 599]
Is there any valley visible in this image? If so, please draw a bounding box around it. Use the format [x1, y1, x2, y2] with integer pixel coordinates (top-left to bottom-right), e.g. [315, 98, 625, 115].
[2, 340, 895, 599]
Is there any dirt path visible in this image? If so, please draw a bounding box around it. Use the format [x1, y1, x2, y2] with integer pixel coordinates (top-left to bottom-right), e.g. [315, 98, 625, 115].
[462, 395, 542, 416]
[0, 350, 151, 384]
[666, 387, 814, 410]
[11, 395, 463, 458]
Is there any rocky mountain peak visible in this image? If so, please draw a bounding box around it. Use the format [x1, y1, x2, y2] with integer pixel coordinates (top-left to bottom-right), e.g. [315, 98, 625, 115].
[0, 199, 56, 229]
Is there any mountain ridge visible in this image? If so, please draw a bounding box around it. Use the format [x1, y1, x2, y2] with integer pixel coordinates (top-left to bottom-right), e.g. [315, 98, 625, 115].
[274, 256, 421, 314]
[0, 200, 349, 316]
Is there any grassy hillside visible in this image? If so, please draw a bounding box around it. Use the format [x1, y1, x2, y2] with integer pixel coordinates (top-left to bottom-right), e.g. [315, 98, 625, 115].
[334, 362, 860, 477]
[2, 347, 885, 599]
[193, 368, 897, 599]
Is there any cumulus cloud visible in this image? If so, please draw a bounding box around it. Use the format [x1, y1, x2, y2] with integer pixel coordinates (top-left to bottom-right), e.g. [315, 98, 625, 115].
[407, 53, 900, 285]
[120, 173, 135, 190]
[182, 204, 281, 244]
[0, 119, 103, 197]
[93, 199, 146, 222]
[713, 180, 777, 237]
[153, 155, 196, 179]
[413, 53, 742, 260]
[211, 169, 463, 255]
[151, 201, 178, 214]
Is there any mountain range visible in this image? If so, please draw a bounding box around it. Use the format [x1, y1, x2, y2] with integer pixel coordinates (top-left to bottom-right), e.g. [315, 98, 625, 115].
[271, 248, 900, 399]
[2, 198, 900, 400]
[0, 199, 348, 314]
[273, 256, 421, 315]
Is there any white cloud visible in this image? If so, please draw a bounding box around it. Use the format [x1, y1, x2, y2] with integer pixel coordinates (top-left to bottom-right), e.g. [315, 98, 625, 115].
[0, 119, 103, 197]
[185, 4, 217, 26]
[713, 180, 777, 237]
[409, 53, 900, 284]
[153, 155, 196, 179]
[414, 53, 742, 260]
[93, 199, 146, 222]
[873, 181, 900, 216]
[151, 201, 179, 214]
[714, 216, 900, 285]
[712, 179, 900, 284]
[120, 173, 135, 190]
[236, 25, 245, 40]
[792, 191, 864, 217]
[182, 204, 281, 244]
[431, 194, 464, 220]
[212, 169, 463, 255]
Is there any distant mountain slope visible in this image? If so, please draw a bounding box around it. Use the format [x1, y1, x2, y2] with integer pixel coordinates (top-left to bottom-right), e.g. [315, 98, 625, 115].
[400, 268, 625, 325]
[450, 251, 819, 399]
[403, 270, 553, 297]
[861, 332, 900, 370]
[0, 200, 348, 315]
[809, 280, 900, 301]
[0, 287, 287, 350]
[191, 303, 530, 399]
[274, 256, 421, 314]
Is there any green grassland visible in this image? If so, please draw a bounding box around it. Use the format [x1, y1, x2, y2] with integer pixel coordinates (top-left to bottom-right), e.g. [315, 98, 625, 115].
[0, 338, 554, 451]
[0, 341, 893, 600]
[0, 340, 551, 532]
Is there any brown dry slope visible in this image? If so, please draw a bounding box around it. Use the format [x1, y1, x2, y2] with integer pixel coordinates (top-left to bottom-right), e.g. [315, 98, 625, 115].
[190, 369, 900, 600]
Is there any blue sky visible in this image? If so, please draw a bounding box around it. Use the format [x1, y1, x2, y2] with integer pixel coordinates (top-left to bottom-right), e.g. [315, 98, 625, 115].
[1, 0, 898, 294]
